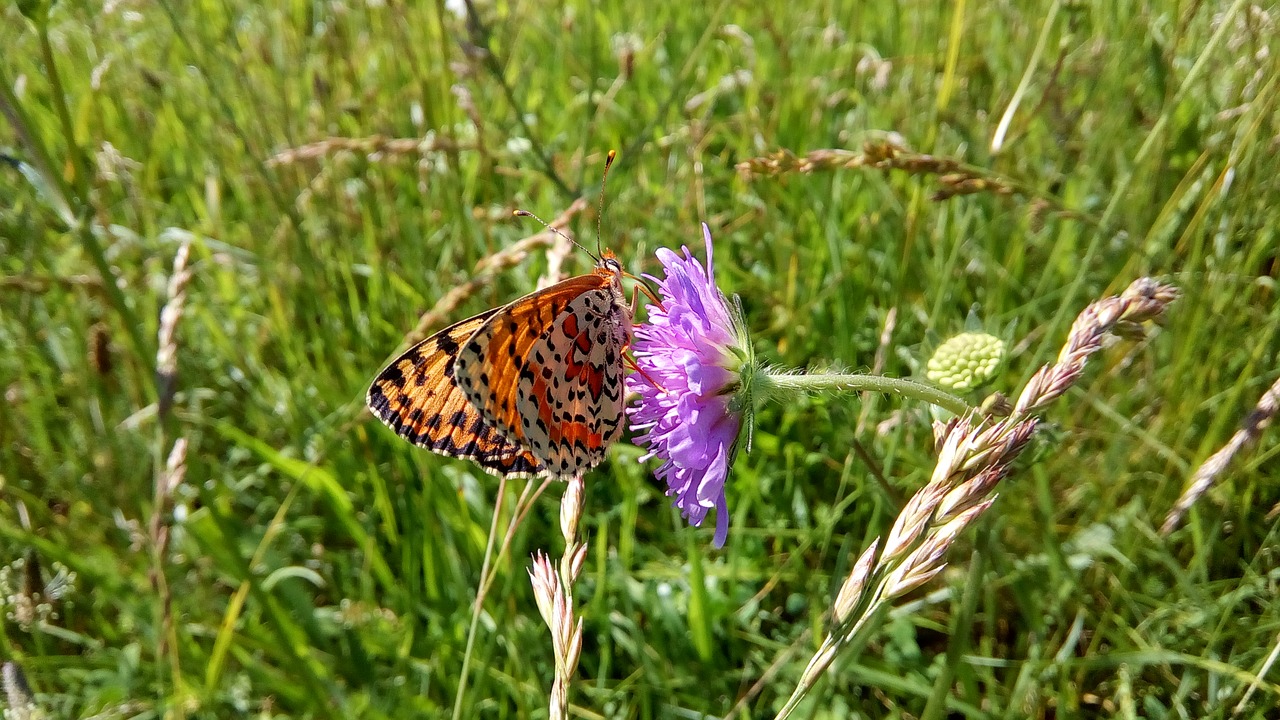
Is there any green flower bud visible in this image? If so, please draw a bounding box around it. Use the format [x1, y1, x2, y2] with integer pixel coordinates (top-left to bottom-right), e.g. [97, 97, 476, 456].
[926, 332, 1005, 392]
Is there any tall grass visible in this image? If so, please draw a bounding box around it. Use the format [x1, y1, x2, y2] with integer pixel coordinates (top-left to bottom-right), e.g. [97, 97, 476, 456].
[1, 0, 1278, 717]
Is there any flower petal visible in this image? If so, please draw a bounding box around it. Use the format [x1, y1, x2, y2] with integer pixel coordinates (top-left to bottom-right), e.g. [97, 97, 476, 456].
[627, 224, 748, 547]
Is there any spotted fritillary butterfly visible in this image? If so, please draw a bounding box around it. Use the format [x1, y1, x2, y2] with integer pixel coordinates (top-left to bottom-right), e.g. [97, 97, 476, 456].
[367, 252, 633, 480]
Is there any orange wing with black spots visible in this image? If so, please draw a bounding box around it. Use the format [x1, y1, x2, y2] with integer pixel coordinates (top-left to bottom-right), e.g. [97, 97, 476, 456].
[366, 310, 544, 478]
[454, 265, 631, 480]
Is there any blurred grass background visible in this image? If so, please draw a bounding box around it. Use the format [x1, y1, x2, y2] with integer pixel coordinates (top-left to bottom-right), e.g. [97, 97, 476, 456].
[2, 0, 1279, 717]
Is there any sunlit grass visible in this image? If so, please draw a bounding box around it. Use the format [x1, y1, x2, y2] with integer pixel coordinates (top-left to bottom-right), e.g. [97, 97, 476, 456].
[1, 0, 1278, 717]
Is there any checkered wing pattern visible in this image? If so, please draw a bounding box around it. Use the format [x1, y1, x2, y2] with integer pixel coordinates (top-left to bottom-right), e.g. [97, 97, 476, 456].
[454, 269, 630, 479]
[367, 310, 544, 478]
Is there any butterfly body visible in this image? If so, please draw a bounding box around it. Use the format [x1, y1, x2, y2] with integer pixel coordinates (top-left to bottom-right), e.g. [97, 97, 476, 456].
[368, 255, 631, 480]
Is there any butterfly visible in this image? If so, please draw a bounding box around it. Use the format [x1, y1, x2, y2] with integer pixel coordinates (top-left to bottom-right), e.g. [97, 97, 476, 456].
[367, 251, 635, 480]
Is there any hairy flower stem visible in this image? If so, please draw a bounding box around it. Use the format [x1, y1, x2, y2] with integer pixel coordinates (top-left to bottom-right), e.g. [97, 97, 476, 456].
[758, 372, 972, 417]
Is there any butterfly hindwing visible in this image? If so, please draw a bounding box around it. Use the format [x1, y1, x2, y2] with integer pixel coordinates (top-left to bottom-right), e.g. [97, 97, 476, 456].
[523, 288, 630, 473]
[454, 270, 630, 479]
[367, 310, 544, 478]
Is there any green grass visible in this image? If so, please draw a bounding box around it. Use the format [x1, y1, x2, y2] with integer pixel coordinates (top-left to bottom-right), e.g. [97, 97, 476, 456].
[2, 0, 1279, 717]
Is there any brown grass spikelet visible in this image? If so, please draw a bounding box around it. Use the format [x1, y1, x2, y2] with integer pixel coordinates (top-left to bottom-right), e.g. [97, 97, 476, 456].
[403, 197, 589, 351]
[156, 242, 192, 418]
[266, 134, 466, 167]
[2, 661, 45, 720]
[530, 472, 589, 720]
[1162, 374, 1280, 534]
[736, 144, 1108, 232]
[90, 320, 113, 376]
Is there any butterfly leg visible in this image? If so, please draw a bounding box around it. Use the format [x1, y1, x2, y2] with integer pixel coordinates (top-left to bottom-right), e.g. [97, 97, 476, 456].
[624, 272, 664, 315]
[624, 352, 667, 391]
[621, 324, 668, 391]
[622, 277, 667, 390]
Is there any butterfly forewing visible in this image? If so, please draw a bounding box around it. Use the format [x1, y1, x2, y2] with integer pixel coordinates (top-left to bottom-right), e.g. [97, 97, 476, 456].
[367, 311, 544, 478]
[454, 269, 630, 479]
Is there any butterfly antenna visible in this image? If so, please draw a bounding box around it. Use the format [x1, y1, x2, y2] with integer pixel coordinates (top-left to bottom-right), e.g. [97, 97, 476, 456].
[596, 150, 617, 256]
[512, 209, 597, 260]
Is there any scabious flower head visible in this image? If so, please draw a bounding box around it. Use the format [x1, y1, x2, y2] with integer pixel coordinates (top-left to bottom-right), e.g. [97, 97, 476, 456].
[627, 224, 752, 548]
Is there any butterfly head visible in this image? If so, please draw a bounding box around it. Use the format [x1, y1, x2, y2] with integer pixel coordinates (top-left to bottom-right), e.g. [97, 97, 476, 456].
[596, 250, 625, 288]
[599, 250, 622, 274]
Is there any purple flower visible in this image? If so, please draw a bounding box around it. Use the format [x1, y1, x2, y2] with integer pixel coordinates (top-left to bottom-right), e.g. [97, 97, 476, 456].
[627, 224, 752, 548]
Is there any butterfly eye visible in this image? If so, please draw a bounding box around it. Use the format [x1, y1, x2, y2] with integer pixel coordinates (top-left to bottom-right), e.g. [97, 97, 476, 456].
[604, 258, 623, 275]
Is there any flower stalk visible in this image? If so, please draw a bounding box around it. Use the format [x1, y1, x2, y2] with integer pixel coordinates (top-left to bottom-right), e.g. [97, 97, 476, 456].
[530, 474, 588, 720]
[757, 372, 971, 417]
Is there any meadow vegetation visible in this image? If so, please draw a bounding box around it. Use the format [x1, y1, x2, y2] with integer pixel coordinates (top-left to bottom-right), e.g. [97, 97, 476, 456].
[1, 0, 1278, 717]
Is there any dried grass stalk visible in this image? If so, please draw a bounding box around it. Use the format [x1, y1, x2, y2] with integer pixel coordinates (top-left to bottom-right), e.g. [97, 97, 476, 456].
[156, 241, 192, 417]
[1162, 374, 1280, 534]
[2, 661, 43, 720]
[737, 143, 1099, 227]
[265, 134, 466, 166]
[403, 197, 589, 350]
